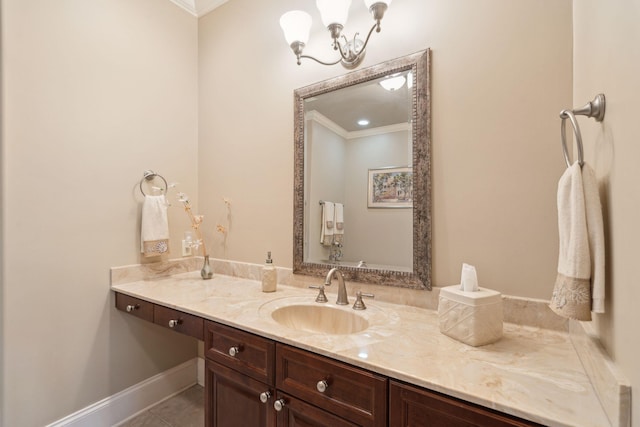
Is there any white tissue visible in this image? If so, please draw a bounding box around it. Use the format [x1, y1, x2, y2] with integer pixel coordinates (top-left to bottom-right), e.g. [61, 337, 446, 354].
[460, 263, 479, 292]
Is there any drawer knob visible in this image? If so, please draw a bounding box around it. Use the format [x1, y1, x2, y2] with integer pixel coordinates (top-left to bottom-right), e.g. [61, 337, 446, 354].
[259, 391, 271, 403]
[228, 346, 241, 357]
[316, 380, 329, 393]
[168, 319, 182, 328]
[273, 399, 286, 412]
[126, 304, 139, 312]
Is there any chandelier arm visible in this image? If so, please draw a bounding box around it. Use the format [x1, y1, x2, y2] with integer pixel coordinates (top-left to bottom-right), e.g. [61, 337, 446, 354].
[334, 23, 378, 64]
[335, 35, 351, 60]
[299, 54, 342, 66]
[355, 23, 379, 55]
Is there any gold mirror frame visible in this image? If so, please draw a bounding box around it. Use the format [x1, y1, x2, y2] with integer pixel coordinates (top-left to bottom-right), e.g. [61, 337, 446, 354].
[293, 49, 431, 289]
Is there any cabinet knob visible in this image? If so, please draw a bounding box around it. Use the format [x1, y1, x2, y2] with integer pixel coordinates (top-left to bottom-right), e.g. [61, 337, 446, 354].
[168, 319, 182, 328]
[273, 399, 286, 412]
[316, 380, 329, 393]
[259, 391, 271, 403]
[228, 346, 241, 357]
[126, 304, 139, 312]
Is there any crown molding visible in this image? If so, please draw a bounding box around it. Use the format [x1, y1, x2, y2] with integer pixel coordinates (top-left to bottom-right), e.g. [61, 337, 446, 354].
[306, 110, 410, 140]
[169, 0, 228, 17]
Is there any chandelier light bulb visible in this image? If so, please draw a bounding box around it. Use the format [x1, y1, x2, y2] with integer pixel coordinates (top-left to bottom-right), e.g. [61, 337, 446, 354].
[280, 10, 312, 45]
[316, 0, 352, 27]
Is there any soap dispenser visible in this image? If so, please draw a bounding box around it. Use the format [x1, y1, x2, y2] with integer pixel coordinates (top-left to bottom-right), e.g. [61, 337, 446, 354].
[262, 251, 277, 293]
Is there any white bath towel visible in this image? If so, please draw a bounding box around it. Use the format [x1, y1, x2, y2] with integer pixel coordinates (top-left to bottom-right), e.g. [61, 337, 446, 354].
[141, 195, 170, 257]
[334, 203, 344, 245]
[550, 162, 605, 320]
[320, 201, 335, 246]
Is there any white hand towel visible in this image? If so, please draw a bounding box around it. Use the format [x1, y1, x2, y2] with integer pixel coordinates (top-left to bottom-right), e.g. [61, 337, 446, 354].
[334, 203, 344, 245]
[141, 195, 170, 257]
[320, 201, 335, 246]
[549, 162, 605, 320]
[582, 164, 605, 313]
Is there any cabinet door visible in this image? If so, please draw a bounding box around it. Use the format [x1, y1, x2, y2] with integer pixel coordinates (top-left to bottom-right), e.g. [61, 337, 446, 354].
[206, 359, 276, 427]
[275, 392, 359, 427]
[389, 381, 543, 427]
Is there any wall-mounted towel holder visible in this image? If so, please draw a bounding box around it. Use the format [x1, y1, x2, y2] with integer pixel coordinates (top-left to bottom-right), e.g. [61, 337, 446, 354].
[139, 170, 168, 196]
[319, 200, 345, 206]
[560, 93, 606, 168]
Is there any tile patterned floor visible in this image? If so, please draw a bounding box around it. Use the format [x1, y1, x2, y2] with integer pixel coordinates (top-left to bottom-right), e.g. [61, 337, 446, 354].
[119, 385, 204, 427]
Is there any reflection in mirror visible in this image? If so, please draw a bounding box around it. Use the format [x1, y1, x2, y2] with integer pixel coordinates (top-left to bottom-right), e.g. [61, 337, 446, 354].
[293, 49, 431, 289]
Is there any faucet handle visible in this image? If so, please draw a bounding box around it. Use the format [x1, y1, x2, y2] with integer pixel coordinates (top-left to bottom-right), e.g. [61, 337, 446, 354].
[352, 291, 374, 310]
[309, 285, 328, 303]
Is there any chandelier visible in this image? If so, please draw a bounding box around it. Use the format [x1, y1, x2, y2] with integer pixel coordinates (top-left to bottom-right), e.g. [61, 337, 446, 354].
[280, 0, 393, 69]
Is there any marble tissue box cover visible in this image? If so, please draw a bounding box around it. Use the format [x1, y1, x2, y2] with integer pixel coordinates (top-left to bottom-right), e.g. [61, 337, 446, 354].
[438, 285, 503, 347]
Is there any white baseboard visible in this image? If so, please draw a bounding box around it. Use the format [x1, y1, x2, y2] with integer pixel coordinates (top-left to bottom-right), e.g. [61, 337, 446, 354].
[46, 358, 198, 427]
[197, 356, 205, 386]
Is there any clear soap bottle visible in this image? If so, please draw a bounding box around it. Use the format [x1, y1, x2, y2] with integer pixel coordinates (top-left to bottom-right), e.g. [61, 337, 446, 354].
[262, 251, 277, 293]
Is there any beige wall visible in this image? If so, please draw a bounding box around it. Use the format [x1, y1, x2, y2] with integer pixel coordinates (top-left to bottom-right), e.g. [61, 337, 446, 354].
[198, 0, 573, 298]
[1, 0, 199, 425]
[574, 1, 640, 424]
[14, 0, 637, 425]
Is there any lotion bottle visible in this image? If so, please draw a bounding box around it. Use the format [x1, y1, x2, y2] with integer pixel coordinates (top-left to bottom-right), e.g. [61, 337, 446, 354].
[262, 251, 277, 292]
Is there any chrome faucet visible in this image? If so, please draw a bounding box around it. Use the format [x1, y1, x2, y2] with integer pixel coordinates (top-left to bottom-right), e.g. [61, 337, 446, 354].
[324, 267, 348, 305]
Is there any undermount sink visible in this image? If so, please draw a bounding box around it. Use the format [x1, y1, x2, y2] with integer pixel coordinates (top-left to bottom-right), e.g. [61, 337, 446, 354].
[270, 304, 369, 335]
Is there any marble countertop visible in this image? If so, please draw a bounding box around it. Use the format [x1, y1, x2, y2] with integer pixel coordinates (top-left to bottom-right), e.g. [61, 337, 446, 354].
[111, 271, 610, 427]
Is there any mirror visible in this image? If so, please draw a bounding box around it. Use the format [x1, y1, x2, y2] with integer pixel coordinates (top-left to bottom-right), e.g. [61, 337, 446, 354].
[293, 49, 431, 289]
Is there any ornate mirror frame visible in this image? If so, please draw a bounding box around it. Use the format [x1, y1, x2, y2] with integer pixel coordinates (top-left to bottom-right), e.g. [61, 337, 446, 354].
[293, 49, 431, 290]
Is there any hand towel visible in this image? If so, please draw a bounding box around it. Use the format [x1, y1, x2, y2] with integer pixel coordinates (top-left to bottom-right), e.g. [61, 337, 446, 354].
[141, 195, 170, 257]
[320, 201, 335, 246]
[333, 203, 344, 245]
[582, 163, 605, 313]
[549, 162, 605, 320]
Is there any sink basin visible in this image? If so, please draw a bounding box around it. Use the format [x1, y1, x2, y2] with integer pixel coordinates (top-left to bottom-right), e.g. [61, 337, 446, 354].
[270, 304, 369, 335]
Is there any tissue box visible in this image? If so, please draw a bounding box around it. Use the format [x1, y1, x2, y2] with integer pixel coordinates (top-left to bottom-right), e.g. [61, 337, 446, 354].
[438, 285, 503, 347]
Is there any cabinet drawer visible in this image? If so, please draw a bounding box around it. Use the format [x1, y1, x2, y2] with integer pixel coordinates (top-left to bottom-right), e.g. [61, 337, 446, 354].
[389, 381, 543, 427]
[154, 305, 204, 340]
[115, 293, 153, 322]
[276, 344, 387, 427]
[205, 321, 275, 385]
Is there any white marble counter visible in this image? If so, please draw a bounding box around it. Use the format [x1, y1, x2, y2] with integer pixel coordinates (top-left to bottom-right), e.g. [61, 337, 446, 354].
[112, 270, 613, 427]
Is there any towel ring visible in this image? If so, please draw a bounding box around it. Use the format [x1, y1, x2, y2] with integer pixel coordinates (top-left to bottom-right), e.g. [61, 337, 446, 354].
[139, 170, 168, 196]
[560, 110, 584, 168]
[559, 93, 606, 168]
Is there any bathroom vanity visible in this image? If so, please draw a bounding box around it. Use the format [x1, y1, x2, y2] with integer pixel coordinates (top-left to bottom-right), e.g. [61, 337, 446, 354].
[111, 266, 619, 427]
[117, 291, 539, 426]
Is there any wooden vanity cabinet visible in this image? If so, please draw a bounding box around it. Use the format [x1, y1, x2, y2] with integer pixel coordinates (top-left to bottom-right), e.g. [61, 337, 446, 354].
[204, 320, 277, 427]
[115, 292, 547, 427]
[203, 321, 387, 427]
[389, 381, 544, 427]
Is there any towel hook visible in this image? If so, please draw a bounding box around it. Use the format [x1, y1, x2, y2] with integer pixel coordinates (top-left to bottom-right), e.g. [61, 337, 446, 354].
[139, 170, 168, 196]
[559, 94, 606, 168]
